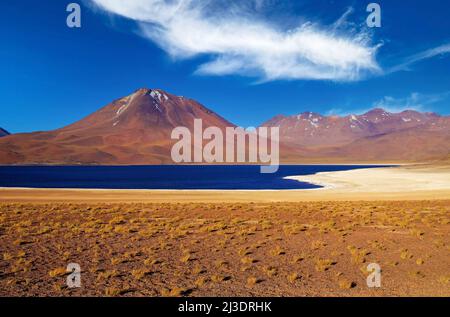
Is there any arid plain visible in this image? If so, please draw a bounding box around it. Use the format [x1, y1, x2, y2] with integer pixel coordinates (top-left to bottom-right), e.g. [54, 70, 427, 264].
[0, 164, 449, 296]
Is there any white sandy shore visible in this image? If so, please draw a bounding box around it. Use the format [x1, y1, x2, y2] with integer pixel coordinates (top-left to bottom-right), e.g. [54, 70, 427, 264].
[285, 165, 450, 193]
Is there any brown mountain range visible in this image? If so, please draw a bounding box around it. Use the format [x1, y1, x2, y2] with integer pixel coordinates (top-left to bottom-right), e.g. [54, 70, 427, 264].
[263, 108, 450, 162]
[0, 88, 449, 164]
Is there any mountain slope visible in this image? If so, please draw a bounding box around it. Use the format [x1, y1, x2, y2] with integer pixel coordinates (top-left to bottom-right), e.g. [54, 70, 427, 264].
[0, 128, 9, 137]
[1, 88, 449, 165]
[262, 108, 442, 147]
[263, 109, 450, 162]
[0, 88, 235, 164]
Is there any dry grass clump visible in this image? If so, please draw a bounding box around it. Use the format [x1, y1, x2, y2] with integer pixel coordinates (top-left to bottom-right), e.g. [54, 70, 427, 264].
[347, 246, 369, 264]
[200, 222, 228, 233]
[438, 275, 450, 284]
[105, 287, 129, 296]
[160, 287, 189, 296]
[292, 254, 305, 263]
[144, 258, 162, 266]
[438, 218, 450, 225]
[287, 273, 300, 283]
[283, 223, 307, 235]
[269, 246, 285, 256]
[318, 220, 336, 233]
[416, 258, 425, 265]
[410, 228, 425, 238]
[96, 270, 119, 281]
[368, 240, 386, 251]
[260, 221, 273, 230]
[214, 260, 228, 268]
[246, 277, 262, 287]
[311, 240, 327, 250]
[192, 265, 206, 275]
[211, 274, 228, 283]
[48, 267, 67, 277]
[131, 269, 150, 280]
[432, 239, 445, 248]
[109, 216, 126, 225]
[194, 277, 207, 288]
[315, 258, 334, 272]
[180, 253, 193, 263]
[262, 266, 278, 277]
[238, 247, 252, 256]
[10, 258, 33, 273]
[3, 253, 13, 261]
[409, 270, 425, 278]
[240, 256, 256, 265]
[400, 249, 414, 260]
[240, 266, 251, 272]
[111, 257, 125, 265]
[338, 279, 356, 289]
[13, 238, 33, 246]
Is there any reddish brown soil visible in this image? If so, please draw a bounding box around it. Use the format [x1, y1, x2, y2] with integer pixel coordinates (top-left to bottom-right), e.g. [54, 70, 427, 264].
[0, 201, 449, 297]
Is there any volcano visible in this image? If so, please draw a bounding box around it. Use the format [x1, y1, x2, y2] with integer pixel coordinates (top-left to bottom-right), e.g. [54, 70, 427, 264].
[0, 88, 234, 164]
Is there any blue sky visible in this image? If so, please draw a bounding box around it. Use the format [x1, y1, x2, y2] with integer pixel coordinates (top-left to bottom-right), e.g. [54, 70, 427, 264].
[1, 0, 449, 133]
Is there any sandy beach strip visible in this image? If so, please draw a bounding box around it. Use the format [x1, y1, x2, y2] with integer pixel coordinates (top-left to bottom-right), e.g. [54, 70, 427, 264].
[285, 165, 450, 192]
[0, 165, 449, 202]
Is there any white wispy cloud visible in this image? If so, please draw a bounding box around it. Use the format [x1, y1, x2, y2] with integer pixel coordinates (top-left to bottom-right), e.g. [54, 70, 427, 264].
[90, 0, 381, 82]
[387, 43, 450, 74]
[332, 7, 355, 31]
[371, 92, 449, 113]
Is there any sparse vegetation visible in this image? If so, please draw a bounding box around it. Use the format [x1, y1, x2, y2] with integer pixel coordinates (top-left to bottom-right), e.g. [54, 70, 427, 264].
[287, 273, 299, 283]
[0, 200, 448, 296]
[48, 267, 67, 277]
[315, 258, 334, 272]
[292, 254, 305, 263]
[338, 279, 356, 289]
[131, 269, 149, 279]
[262, 266, 278, 277]
[269, 246, 285, 256]
[246, 277, 261, 287]
[400, 249, 414, 260]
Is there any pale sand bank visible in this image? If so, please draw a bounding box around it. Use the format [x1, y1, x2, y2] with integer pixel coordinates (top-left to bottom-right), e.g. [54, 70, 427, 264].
[0, 165, 449, 202]
[285, 165, 450, 192]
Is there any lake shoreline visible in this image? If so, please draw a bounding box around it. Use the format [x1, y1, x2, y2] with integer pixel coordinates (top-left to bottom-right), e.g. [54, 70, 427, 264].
[1, 165, 449, 202]
[0, 164, 388, 190]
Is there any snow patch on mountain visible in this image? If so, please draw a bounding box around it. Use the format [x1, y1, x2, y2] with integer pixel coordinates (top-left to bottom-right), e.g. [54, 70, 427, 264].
[150, 90, 169, 103]
[153, 101, 163, 113]
[116, 92, 139, 116]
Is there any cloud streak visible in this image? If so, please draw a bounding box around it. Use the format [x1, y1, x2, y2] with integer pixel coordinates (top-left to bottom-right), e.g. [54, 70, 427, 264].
[90, 0, 381, 82]
[387, 43, 450, 74]
[371, 92, 450, 113]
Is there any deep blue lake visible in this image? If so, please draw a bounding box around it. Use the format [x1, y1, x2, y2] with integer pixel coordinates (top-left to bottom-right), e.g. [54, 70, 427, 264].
[0, 165, 388, 190]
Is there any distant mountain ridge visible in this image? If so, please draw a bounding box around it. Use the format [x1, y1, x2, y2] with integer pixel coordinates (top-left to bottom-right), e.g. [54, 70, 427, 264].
[262, 108, 442, 147]
[262, 108, 450, 161]
[0, 88, 449, 164]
